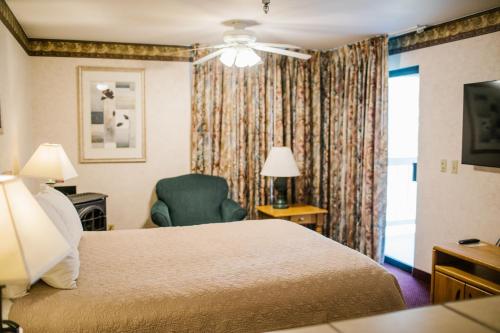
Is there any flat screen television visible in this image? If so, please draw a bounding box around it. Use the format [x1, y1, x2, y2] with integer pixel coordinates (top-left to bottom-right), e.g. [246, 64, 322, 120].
[462, 80, 500, 168]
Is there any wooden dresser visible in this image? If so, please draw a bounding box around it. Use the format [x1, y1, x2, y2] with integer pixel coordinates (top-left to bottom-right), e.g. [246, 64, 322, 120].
[431, 242, 500, 304]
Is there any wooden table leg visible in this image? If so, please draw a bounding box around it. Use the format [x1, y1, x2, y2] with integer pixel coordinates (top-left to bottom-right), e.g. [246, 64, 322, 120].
[315, 214, 325, 234]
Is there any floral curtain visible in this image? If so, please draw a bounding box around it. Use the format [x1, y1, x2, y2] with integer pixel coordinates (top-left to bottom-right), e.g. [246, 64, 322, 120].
[191, 36, 388, 261]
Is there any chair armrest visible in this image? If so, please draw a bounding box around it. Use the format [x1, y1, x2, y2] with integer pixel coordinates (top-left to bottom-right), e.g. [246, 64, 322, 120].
[151, 200, 173, 227]
[221, 198, 247, 222]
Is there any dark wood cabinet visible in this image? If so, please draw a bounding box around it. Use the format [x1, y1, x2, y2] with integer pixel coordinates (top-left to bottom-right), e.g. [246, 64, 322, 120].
[68, 193, 108, 231]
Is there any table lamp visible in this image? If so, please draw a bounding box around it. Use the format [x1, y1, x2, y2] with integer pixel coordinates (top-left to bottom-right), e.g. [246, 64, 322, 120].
[0, 175, 70, 332]
[20, 143, 77, 185]
[261, 147, 300, 209]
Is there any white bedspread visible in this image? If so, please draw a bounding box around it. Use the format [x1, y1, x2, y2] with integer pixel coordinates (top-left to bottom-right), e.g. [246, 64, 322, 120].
[11, 219, 405, 332]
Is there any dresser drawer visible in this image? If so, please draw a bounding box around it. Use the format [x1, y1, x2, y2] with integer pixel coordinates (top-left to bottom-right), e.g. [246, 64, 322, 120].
[290, 214, 316, 225]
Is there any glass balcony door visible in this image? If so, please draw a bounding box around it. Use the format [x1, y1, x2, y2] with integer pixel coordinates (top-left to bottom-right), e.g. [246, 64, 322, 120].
[384, 66, 420, 268]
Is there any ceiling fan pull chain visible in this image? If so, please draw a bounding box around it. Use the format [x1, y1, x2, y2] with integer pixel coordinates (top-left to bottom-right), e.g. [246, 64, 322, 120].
[262, 0, 271, 14]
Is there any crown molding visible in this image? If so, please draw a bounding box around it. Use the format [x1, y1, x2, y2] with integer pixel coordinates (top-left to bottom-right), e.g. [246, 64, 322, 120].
[389, 7, 500, 55]
[1, 0, 499, 60]
[0, 0, 191, 62]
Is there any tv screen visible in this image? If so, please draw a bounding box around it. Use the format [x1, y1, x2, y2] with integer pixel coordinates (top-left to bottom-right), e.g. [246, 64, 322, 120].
[462, 80, 500, 168]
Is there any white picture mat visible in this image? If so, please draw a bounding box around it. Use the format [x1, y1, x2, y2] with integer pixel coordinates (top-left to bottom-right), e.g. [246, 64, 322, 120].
[79, 68, 145, 162]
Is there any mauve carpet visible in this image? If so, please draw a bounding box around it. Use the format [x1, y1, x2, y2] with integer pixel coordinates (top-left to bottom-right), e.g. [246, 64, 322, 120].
[384, 263, 431, 308]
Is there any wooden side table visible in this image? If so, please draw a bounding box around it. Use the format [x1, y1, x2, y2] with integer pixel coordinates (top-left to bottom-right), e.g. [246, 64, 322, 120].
[256, 204, 328, 234]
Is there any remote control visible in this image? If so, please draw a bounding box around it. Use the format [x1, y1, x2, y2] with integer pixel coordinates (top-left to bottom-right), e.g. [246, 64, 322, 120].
[458, 238, 480, 245]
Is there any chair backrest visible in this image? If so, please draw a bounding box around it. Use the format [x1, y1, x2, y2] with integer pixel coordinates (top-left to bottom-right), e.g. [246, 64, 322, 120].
[155, 174, 229, 226]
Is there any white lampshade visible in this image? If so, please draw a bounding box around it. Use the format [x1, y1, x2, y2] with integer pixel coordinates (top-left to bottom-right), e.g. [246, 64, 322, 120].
[235, 48, 261, 68]
[261, 147, 300, 177]
[0, 175, 70, 284]
[20, 143, 77, 182]
[219, 47, 262, 68]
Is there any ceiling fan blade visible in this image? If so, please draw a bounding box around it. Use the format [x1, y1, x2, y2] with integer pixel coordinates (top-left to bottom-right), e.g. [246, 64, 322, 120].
[251, 45, 311, 60]
[251, 42, 302, 49]
[192, 44, 229, 51]
[193, 49, 226, 65]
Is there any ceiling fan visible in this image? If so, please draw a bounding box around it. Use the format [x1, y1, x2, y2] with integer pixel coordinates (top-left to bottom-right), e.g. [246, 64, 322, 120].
[193, 21, 311, 68]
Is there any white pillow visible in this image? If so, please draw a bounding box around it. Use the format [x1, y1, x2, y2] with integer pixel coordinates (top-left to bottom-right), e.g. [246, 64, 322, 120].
[2, 187, 81, 297]
[39, 185, 83, 247]
[36, 194, 71, 240]
[35, 189, 80, 289]
[40, 248, 79, 289]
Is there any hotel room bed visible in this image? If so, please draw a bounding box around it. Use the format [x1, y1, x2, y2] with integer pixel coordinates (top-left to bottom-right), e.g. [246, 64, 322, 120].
[10, 219, 405, 333]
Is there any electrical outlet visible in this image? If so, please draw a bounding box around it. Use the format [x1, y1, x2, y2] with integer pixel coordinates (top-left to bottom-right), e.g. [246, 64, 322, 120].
[440, 159, 447, 173]
[451, 160, 459, 174]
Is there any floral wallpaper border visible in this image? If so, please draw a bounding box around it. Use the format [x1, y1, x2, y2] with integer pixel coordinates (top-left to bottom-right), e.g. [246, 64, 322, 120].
[389, 7, 500, 55]
[29, 39, 192, 62]
[0, 0, 29, 51]
[0, 0, 192, 62]
[1, 0, 499, 60]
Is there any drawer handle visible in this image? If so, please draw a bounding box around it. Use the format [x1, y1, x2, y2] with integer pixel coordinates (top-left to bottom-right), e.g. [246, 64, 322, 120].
[455, 290, 461, 300]
[299, 217, 305, 221]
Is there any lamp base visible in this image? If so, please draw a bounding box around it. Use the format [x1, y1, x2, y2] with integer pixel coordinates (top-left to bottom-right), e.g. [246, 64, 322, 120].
[2, 320, 21, 333]
[272, 177, 289, 209]
[1, 285, 21, 333]
[272, 200, 289, 209]
[46, 179, 56, 186]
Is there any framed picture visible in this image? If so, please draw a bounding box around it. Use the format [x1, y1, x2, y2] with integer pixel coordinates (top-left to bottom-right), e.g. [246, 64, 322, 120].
[77, 66, 146, 163]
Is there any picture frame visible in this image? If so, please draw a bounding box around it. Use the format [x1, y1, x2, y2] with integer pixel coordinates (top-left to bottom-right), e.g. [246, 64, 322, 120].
[77, 66, 146, 163]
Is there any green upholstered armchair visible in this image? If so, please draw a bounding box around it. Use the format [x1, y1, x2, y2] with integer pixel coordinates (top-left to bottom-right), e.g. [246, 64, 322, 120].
[151, 174, 247, 227]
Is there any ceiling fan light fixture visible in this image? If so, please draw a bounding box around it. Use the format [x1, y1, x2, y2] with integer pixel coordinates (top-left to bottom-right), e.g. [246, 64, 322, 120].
[194, 23, 310, 67]
[220, 47, 237, 67]
[234, 47, 261, 68]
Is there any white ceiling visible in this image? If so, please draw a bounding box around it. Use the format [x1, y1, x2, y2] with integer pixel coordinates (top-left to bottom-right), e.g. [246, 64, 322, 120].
[6, 0, 500, 49]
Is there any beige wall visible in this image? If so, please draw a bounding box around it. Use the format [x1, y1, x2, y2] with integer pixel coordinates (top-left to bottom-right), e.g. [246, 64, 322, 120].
[0, 23, 32, 178]
[389, 31, 500, 273]
[30, 58, 191, 229]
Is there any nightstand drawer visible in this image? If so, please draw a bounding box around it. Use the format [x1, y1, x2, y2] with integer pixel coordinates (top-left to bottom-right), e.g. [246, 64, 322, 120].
[290, 214, 316, 224]
[256, 205, 328, 234]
